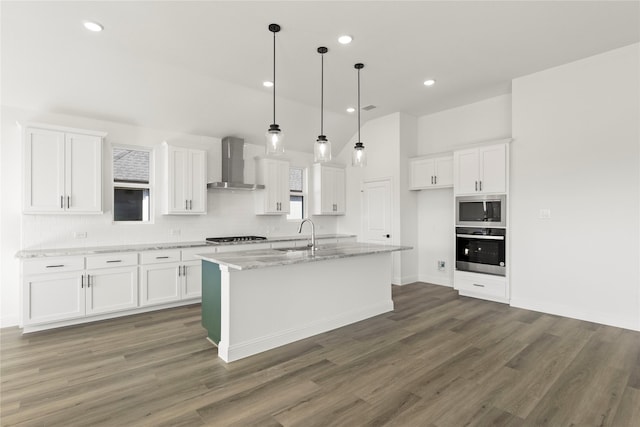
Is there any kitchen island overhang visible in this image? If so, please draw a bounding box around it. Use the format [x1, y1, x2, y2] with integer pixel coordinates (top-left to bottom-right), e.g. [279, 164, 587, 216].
[196, 242, 411, 362]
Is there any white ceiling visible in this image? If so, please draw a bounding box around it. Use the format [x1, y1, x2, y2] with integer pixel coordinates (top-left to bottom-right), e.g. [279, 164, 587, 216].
[2, 1, 639, 154]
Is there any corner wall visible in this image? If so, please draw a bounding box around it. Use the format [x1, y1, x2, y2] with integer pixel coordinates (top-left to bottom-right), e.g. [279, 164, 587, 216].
[511, 43, 640, 330]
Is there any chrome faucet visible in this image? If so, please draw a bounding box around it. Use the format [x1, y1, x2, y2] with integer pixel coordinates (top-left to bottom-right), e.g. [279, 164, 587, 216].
[298, 218, 316, 251]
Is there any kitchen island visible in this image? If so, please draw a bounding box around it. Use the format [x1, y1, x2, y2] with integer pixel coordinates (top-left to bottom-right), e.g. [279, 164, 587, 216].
[196, 242, 410, 362]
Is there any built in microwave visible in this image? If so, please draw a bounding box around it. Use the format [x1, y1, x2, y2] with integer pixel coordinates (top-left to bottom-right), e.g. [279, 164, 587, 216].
[456, 194, 506, 227]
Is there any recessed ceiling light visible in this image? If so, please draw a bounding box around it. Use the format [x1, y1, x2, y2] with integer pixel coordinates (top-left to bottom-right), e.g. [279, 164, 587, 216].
[83, 21, 104, 32]
[338, 35, 353, 45]
[423, 79, 436, 87]
[263, 81, 274, 88]
[346, 107, 355, 113]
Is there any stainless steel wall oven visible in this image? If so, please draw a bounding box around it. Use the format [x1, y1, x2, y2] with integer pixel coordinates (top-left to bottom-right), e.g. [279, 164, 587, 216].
[456, 227, 506, 276]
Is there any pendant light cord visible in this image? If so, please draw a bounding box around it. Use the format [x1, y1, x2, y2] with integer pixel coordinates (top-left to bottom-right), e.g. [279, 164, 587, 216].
[272, 29, 276, 125]
[357, 66, 361, 143]
[321, 53, 324, 136]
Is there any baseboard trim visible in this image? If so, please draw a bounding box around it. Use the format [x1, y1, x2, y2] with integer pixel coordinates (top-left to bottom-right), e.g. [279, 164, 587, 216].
[1, 315, 20, 329]
[218, 301, 394, 362]
[510, 297, 639, 332]
[393, 275, 419, 286]
[418, 275, 452, 287]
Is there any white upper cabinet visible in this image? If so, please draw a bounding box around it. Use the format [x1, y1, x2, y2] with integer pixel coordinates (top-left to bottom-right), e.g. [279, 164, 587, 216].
[409, 155, 453, 190]
[23, 124, 104, 214]
[453, 143, 507, 195]
[255, 157, 290, 215]
[164, 144, 207, 214]
[312, 163, 346, 215]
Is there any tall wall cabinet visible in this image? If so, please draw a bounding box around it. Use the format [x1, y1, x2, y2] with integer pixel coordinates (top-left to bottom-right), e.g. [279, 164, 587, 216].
[312, 163, 346, 215]
[163, 144, 207, 214]
[22, 123, 105, 214]
[255, 157, 290, 215]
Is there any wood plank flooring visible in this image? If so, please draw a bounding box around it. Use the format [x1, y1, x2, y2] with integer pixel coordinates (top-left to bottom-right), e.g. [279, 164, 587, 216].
[1, 283, 639, 426]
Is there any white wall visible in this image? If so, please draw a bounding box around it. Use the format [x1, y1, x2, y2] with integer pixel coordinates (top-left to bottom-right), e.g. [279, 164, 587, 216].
[336, 112, 419, 285]
[0, 106, 338, 327]
[510, 44, 639, 330]
[416, 95, 512, 286]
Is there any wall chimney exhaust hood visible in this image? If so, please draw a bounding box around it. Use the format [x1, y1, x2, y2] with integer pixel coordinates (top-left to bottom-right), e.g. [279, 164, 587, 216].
[207, 137, 265, 190]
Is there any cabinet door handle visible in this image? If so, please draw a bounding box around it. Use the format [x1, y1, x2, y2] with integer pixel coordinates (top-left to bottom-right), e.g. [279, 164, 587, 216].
[479, 181, 482, 191]
[472, 283, 485, 288]
[434, 176, 437, 184]
[67, 196, 70, 209]
[189, 200, 193, 210]
[183, 265, 187, 276]
[46, 264, 64, 268]
[81, 274, 84, 288]
[87, 274, 91, 288]
[178, 265, 181, 277]
[61, 195, 64, 209]
[475, 181, 478, 191]
[106, 260, 122, 263]
[185, 200, 188, 210]
[156, 256, 170, 259]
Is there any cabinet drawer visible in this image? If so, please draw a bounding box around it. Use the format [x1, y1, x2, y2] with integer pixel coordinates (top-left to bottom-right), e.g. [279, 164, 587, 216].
[86, 252, 138, 269]
[181, 246, 210, 261]
[454, 271, 507, 300]
[140, 250, 181, 265]
[23, 256, 85, 275]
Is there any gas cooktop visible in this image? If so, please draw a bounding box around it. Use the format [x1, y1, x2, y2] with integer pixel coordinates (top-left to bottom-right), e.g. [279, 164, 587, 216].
[206, 236, 267, 243]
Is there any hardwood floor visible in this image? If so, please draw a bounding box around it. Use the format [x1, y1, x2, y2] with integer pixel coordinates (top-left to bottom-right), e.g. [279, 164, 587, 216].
[1, 283, 639, 426]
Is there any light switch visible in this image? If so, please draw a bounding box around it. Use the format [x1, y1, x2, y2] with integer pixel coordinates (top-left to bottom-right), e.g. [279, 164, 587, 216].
[539, 209, 551, 219]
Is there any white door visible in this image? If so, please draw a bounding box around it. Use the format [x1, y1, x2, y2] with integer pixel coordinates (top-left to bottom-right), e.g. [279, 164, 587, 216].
[140, 264, 181, 306]
[362, 179, 392, 244]
[23, 273, 85, 325]
[478, 144, 506, 193]
[182, 261, 202, 299]
[167, 146, 189, 213]
[188, 149, 207, 213]
[454, 148, 480, 195]
[65, 133, 102, 213]
[86, 267, 138, 315]
[23, 127, 66, 213]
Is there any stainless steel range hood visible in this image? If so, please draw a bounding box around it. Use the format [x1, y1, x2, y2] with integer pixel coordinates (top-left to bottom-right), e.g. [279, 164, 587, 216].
[207, 137, 265, 190]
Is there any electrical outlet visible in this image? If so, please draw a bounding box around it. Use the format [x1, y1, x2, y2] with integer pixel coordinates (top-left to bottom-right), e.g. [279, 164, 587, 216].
[169, 229, 181, 236]
[73, 231, 87, 239]
[437, 261, 446, 271]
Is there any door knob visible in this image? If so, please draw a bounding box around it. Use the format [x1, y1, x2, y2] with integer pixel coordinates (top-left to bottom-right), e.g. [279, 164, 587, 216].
[384, 234, 390, 238]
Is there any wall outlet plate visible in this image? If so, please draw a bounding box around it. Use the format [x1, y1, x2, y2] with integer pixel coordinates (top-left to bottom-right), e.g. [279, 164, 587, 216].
[73, 231, 87, 239]
[437, 261, 446, 271]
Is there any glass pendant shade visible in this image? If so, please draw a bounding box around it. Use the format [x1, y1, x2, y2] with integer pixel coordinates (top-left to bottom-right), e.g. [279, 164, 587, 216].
[352, 142, 366, 167]
[314, 135, 332, 162]
[266, 124, 285, 155]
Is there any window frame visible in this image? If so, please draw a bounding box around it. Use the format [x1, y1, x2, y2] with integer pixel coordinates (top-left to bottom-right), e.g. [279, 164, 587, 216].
[111, 144, 154, 224]
[287, 165, 307, 221]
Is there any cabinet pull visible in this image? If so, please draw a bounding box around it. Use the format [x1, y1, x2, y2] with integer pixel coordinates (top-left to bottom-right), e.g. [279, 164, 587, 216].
[189, 200, 193, 210]
[472, 283, 485, 288]
[67, 196, 70, 209]
[81, 275, 84, 288]
[106, 260, 122, 263]
[156, 256, 170, 259]
[431, 176, 434, 185]
[178, 265, 181, 277]
[46, 264, 64, 268]
[183, 265, 187, 275]
[60, 195, 64, 209]
[185, 200, 188, 210]
[475, 181, 478, 191]
[87, 274, 91, 288]
[434, 176, 437, 184]
[479, 181, 482, 191]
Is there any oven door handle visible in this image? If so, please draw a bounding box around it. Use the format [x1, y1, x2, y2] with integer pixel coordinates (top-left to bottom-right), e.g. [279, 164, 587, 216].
[456, 234, 505, 240]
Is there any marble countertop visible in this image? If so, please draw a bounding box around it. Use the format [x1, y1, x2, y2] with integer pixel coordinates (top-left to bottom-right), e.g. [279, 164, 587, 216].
[195, 242, 412, 271]
[15, 234, 356, 259]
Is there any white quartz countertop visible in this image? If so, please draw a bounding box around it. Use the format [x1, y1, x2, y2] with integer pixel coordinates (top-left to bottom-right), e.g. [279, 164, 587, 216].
[195, 242, 412, 270]
[15, 234, 356, 259]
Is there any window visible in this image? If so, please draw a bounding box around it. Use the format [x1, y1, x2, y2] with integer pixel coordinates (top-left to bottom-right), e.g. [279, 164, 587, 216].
[113, 147, 151, 222]
[287, 166, 306, 220]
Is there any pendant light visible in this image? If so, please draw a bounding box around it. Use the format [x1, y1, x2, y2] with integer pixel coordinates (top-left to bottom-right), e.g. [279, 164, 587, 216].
[266, 23, 285, 155]
[314, 46, 332, 163]
[352, 63, 366, 167]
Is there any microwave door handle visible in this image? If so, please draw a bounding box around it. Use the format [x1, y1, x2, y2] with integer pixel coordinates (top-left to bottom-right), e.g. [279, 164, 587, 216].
[456, 234, 505, 240]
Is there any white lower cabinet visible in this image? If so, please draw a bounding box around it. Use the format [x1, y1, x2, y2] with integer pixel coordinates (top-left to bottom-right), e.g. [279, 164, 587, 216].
[454, 270, 508, 303]
[23, 271, 85, 325]
[139, 248, 204, 307]
[86, 266, 138, 315]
